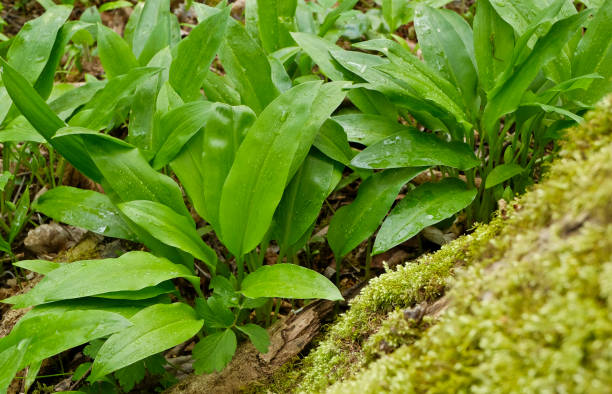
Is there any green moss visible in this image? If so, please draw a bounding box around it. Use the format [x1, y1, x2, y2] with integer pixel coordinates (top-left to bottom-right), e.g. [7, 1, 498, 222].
[261, 96, 612, 393]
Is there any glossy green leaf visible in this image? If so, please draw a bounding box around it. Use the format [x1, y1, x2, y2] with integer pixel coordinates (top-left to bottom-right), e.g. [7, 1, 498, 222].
[170, 104, 255, 232]
[572, 0, 612, 104]
[351, 129, 480, 171]
[374, 178, 477, 254]
[6, 4, 71, 84]
[414, 5, 477, 114]
[219, 19, 279, 114]
[473, 0, 515, 92]
[241, 263, 343, 300]
[97, 23, 139, 79]
[118, 200, 218, 273]
[198, 105, 255, 230]
[290, 31, 347, 80]
[319, 0, 359, 36]
[14, 260, 61, 275]
[257, 0, 297, 53]
[332, 113, 404, 146]
[0, 59, 103, 182]
[237, 324, 270, 354]
[482, 11, 590, 135]
[49, 80, 106, 120]
[68, 67, 161, 130]
[485, 164, 525, 189]
[153, 101, 218, 169]
[193, 329, 237, 374]
[327, 167, 426, 258]
[274, 149, 342, 250]
[0, 309, 131, 390]
[99, 1, 133, 12]
[23, 296, 166, 321]
[202, 72, 241, 106]
[169, 7, 230, 101]
[313, 118, 354, 165]
[0, 341, 27, 393]
[90, 303, 203, 381]
[55, 129, 190, 219]
[220, 81, 343, 256]
[33, 186, 136, 240]
[93, 281, 175, 300]
[130, 0, 170, 59]
[2, 251, 197, 308]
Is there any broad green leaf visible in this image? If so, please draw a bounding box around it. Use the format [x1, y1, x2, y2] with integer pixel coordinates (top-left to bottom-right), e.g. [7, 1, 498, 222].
[354, 38, 463, 107]
[55, 129, 191, 219]
[572, 0, 612, 104]
[118, 200, 218, 273]
[169, 7, 230, 101]
[6, 5, 71, 84]
[333, 113, 404, 146]
[257, 0, 297, 53]
[327, 167, 426, 258]
[33, 186, 136, 240]
[274, 149, 342, 250]
[193, 329, 237, 374]
[0, 331, 28, 393]
[0, 309, 130, 389]
[482, 11, 590, 135]
[128, 73, 161, 153]
[22, 296, 166, 321]
[95, 281, 175, 300]
[220, 81, 341, 256]
[69, 67, 161, 130]
[14, 260, 61, 275]
[485, 164, 525, 189]
[49, 80, 106, 120]
[130, 0, 170, 59]
[0, 59, 103, 182]
[219, 19, 279, 114]
[195, 297, 234, 329]
[2, 251, 197, 308]
[202, 72, 241, 106]
[170, 104, 255, 232]
[374, 178, 477, 254]
[99, 1, 133, 12]
[290, 31, 348, 81]
[287, 81, 347, 179]
[9, 187, 29, 243]
[90, 303, 203, 381]
[199, 105, 255, 230]
[351, 129, 480, 171]
[313, 118, 354, 165]
[97, 23, 139, 79]
[241, 263, 343, 300]
[153, 101, 218, 169]
[0, 118, 46, 142]
[473, 0, 515, 92]
[332, 49, 468, 135]
[291, 32, 395, 118]
[382, 0, 452, 31]
[413, 5, 477, 115]
[319, 0, 359, 36]
[237, 324, 270, 354]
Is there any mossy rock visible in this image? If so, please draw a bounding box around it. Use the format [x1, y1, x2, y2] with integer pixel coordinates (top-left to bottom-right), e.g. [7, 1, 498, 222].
[258, 97, 612, 393]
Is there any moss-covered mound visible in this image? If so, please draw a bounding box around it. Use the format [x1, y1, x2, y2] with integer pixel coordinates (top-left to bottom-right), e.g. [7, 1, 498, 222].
[260, 97, 612, 393]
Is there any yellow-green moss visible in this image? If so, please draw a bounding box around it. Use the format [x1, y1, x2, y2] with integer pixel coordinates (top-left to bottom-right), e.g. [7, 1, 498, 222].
[262, 96, 612, 393]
